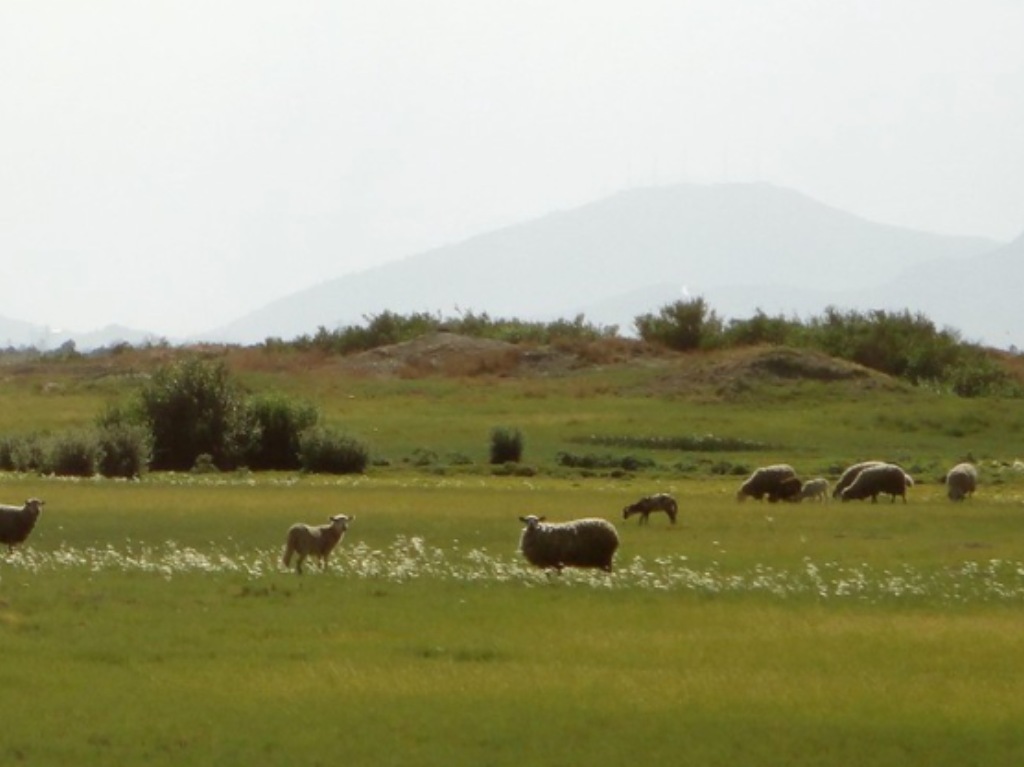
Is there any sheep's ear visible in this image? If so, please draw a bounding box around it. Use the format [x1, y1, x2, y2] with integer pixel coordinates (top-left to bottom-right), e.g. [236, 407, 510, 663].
[538, 516, 547, 522]
[518, 516, 529, 523]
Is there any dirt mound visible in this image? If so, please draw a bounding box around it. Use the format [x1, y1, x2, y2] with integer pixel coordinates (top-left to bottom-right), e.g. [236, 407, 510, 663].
[334, 332, 577, 377]
[649, 346, 899, 397]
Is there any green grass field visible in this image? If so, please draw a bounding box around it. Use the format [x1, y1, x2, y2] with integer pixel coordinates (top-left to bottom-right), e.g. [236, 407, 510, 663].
[3, 350, 1024, 765]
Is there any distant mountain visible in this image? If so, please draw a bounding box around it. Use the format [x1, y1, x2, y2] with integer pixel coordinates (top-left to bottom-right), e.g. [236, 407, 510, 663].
[0, 317, 161, 352]
[866, 231, 1024, 349]
[206, 183, 1002, 346]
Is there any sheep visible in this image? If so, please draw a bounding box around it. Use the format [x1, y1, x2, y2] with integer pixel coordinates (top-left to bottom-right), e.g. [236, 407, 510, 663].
[282, 514, 353, 573]
[798, 477, 830, 503]
[769, 476, 804, 503]
[518, 515, 619, 573]
[0, 498, 44, 552]
[945, 462, 978, 501]
[736, 464, 799, 502]
[832, 461, 886, 499]
[840, 464, 914, 504]
[622, 493, 678, 525]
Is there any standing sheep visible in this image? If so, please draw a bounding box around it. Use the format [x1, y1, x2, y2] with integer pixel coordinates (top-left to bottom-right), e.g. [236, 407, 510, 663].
[736, 464, 799, 502]
[282, 514, 354, 573]
[622, 493, 678, 525]
[840, 464, 914, 503]
[945, 462, 978, 501]
[518, 515, 619, 573]
[0, 498, 44, 552]
[832, 461, 885, 499]
[798, 477, 830, 503]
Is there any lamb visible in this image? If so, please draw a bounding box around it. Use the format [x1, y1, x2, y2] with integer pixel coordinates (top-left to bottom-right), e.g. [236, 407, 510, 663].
[832, 461, 886, 499]
[622, 493, 678, 525]
[518, 515, 619, 573]
[0, 498, 44, 552]
[945, 462, 978, 501]
[736, 464, 799, 502]
[282, 514, 353, 573]
[840, 463, 914, 503]
[798, 477, 830, 503]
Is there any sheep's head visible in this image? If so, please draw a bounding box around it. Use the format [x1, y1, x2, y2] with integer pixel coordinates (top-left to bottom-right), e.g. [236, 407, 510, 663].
[518, 515, 546, 529]
[329, 514, 353, 531]
[24, 498, 44, 518]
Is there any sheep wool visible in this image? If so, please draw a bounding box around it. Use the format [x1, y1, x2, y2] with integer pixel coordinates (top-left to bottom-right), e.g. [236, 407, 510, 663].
[282, 514, 354, 573]
[840, 464, 913, 503]
[945, 463, 978, 501]
[0, 498, 44, 551]
[798, 478, 830, 503]
[518, 515, 619, 573]
[832, 461, 886, 499]
[736, 464, 799, 502]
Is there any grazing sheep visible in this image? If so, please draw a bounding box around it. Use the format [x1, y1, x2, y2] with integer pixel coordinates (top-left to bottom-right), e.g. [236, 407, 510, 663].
[518, 515, 619, 573]
[736, 464, 799, 502]
[945, 462, 978, 501]
[622, 493, 678, 525]
[769, 476, 804, 503]
[282, 514, 353, 573]
[0, 498, 44, 552]
[798, 477, 830, 503]
[840, 464, 914, 504]
[832, 461, 886, 499]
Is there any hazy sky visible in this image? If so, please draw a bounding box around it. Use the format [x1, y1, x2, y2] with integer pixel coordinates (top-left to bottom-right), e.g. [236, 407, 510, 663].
[2, 1, 1022, 336]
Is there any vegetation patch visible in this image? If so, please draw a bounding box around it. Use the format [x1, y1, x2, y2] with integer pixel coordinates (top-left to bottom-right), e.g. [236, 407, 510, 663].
[572, 433, 773, 452]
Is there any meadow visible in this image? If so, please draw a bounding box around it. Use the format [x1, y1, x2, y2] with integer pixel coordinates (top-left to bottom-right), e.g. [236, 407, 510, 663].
[3, 347, 1024, 765]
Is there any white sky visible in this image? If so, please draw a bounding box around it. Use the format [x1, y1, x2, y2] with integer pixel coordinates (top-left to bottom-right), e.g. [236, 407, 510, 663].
[2, 0, 1022, 336]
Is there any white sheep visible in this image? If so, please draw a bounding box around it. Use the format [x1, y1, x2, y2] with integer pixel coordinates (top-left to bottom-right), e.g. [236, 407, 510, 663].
[945, 462, 978, 501]
[282, 514, 354, 573]
[0, 498, 44, 552]
[736, 464, 800, 502]
[840, 464, 913, 504]
[518, 515, 619, 573]
[831, 461, 886, 499]
[798, 478, 830, 503]
[622, 493, 678, 525]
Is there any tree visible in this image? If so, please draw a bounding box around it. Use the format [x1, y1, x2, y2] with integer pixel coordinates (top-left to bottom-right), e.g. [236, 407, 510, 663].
[138, 357, 255, 470]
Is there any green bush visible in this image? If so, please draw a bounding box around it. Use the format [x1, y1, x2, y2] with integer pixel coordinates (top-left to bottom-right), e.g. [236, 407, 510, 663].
[0, 434, 49, 474]
[97, 423, 153, 478]
[245, 392, 320, 470]
[49, 431, 102, 477]
[137, 356, 256, 471]
[298, 427, 369, 474]
[634, 298, 723, 351]
[489, 427, 523, 464]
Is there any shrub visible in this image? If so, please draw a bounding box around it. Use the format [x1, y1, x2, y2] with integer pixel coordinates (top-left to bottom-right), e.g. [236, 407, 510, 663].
[298, 427, 369, 474]
[490, 427, 523, 464]
[1, 434, 49, 474]
[245, 392, 320, 470]
[138, 356, 256, 471]
[634, 298, 723, 351]
[96, 422, 153, 478]
[50, 431, 102, 477]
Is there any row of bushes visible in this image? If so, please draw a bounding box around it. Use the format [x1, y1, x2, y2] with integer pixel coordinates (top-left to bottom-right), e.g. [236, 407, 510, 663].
[0, 423, 370, 479]
[254, 302, 1020, 398]
[635, 300, 1022, 397]
[1, 357, 370, 478]
[267, 310, 618, 356]
[0, 424, 153, 479]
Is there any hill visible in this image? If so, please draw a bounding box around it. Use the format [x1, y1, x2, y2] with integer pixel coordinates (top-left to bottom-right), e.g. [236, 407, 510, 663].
[206, 183, 1000, 345]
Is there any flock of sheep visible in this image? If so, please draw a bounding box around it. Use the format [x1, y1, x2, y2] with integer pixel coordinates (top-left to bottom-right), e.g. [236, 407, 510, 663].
[0, 460, 980, 575]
